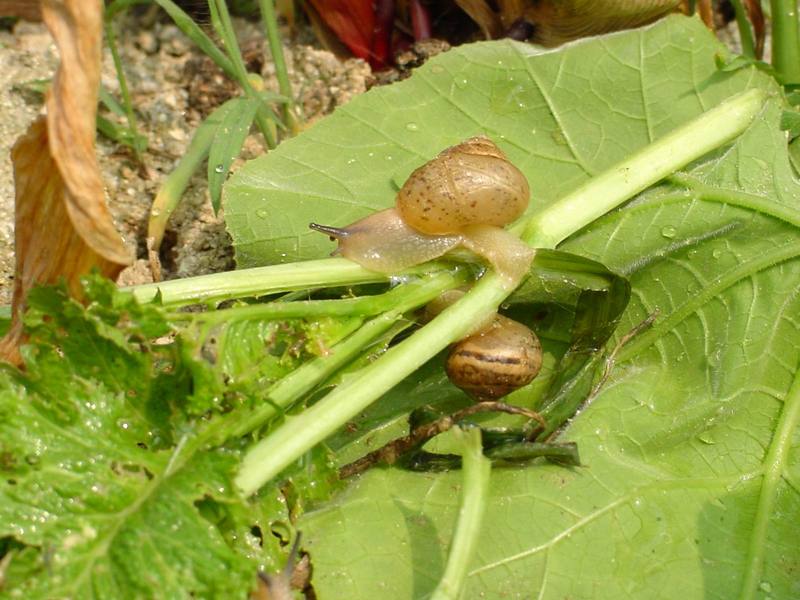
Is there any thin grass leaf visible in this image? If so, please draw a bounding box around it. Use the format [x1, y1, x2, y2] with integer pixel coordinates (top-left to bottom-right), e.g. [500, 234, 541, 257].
[98, 85, 126, 117]
[152, 0, 236, 79]
[148, 97, 244, 249]
[208, 98, 259, 213]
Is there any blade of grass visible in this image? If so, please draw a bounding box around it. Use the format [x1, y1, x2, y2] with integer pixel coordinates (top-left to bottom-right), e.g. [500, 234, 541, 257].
[210, 0, 281, 147]
[258, 0, 300, 133]
[103, 16, 145, 161]
[148, 98, 245, 250]
[153, 0, 237, 78]
[208, 97, 258, 212]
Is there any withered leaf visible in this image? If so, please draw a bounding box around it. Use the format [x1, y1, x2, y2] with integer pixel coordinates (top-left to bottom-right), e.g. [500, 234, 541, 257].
[0, 0, 132, 364]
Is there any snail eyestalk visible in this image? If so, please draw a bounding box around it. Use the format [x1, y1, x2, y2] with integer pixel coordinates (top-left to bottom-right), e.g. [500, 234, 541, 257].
[308, 222, 350, 240]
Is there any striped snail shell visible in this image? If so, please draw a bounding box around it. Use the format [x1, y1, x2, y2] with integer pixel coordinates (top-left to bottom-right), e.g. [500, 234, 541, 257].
[445, 315, 542, 401]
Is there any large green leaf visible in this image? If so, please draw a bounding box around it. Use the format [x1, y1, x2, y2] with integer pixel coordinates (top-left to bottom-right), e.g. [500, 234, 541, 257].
[225, 15, 800, 600]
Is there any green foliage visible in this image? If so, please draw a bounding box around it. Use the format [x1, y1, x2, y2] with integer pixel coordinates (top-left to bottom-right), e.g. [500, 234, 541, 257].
[5, 12, 800, 600]
[209, 98, 259, 211]
[0, 277, 321, 598]
[224, 17, 800, 599]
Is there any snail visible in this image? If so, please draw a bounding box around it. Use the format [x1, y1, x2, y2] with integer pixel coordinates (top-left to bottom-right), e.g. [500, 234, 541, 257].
[424, 290, 543, 401]
[310, 136, 535, 289]
[446, 314, 542, 401]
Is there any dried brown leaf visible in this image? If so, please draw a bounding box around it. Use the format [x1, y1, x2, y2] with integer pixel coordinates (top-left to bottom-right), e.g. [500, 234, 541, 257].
[0, 0, 132, 365]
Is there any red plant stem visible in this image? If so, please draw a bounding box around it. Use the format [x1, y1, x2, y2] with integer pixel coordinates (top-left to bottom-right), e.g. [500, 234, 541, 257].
[410, 0, 431, 40]
[371, 0, 395, 69]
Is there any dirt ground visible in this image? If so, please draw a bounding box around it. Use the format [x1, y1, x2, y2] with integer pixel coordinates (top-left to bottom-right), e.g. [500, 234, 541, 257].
[0, 12, 371, 303]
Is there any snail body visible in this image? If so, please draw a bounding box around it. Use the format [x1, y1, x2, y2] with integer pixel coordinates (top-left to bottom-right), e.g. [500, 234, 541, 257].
[445, 315, 542, 401]
[310, 136, 535, 288]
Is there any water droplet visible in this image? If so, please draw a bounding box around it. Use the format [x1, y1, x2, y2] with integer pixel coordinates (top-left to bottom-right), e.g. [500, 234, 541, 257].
[405, 122, 419, 131]
[454, 77, 468, 89]
[117, 420, 130, 430]
[255, 208, 269, 219]
[759, 581, 772, 593]
[214, 164, 224, 173]
[386, 155, 393, 161]
[346, 158, 356, 165]
[660, 225, 677, 238]
[712, 249, 723, 259]
[491, 78, 528, 115]
[551, 130, 567, 145]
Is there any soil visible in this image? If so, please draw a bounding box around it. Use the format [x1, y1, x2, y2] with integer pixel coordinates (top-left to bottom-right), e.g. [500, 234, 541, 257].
[0, 12, 371, 302]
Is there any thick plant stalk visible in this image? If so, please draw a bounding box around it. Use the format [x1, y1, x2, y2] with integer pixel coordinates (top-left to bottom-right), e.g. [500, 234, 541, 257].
[235, 89, 767, 495]
[770, 0, 800, 84]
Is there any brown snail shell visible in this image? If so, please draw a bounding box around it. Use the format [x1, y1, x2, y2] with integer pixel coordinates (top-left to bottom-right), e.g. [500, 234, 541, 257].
[396, 136, 530, 235]
[445, 315, 542, 401]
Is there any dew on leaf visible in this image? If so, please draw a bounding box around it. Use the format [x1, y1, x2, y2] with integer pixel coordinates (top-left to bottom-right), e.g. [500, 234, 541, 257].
[255, 208, 269, 219]
[405, 122, 419, 131]
[214, 164, 224, 173]
[660, 225, 677, 238]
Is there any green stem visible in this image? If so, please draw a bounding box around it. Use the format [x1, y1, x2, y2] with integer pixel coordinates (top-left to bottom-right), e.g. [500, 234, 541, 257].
[103, 18, 143, 162]
[729, 0, 756, 59]
[169, 269, 468, 323]
[234, 88, 767, 495]
[738, 368, 800, 600]
[153, 0, 236, 79]
[217, 271, 468, 440]
[770, 0, 800, 85]
[211, 0, 279, 147]
[126, 259, 456, 307]
[522, 89, 769, 247]
[258, 0, 300, 132]
[430, 428, 490, 600]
